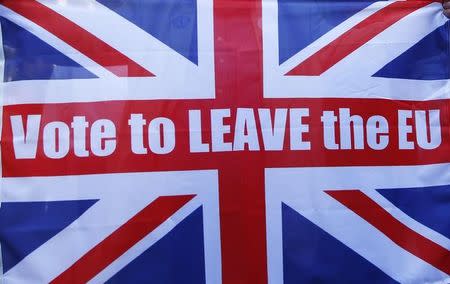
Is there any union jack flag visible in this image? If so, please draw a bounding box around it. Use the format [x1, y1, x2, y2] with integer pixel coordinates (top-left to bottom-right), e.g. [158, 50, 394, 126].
[0, 0, 449, 283]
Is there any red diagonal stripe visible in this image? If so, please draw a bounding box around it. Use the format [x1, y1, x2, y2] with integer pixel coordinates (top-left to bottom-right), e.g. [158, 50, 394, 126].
[50, 195, 195, 284]
[286, 0, 433, 76]
[2, 0, 154, 77]
[326, 190, 450, 275]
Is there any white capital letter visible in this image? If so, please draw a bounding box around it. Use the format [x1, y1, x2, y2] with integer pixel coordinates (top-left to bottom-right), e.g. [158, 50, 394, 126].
[233, 108, 260, 151]
[290, 108, 311, 150]
[259, 108, 287, 151]
[10, 115, 41, 159]
[211, 109, 232, 152]
[189, 110, 209, 153]
[415, 110, 441, 150]
[398, 110, 414, 150]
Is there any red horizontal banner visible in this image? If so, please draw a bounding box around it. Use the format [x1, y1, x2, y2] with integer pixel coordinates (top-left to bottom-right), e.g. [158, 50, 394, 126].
[2, 98, 450, 177]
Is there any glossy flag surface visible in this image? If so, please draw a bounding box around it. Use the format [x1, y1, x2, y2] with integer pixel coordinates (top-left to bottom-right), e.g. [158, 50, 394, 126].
[0, 0, 449, 283]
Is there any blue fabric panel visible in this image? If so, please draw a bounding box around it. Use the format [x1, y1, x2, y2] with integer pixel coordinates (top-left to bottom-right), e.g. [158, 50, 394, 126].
[278, 0, 376, 64]
[377, 184, 450, 239]
[282, 203, 397, 284]
[106, 207, 205, 283]
[0, 200, 97, 272]
[374, 22, 450, 80]
[0, 17, 96, 82]
[98, 0, 198, 64]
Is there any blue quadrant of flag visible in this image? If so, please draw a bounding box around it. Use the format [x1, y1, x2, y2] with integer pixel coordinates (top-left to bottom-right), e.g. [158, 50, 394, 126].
[106, 207, 206, 283]
[282, 203, 397, 284]
[377, 184, 450, 239]
[97, 0, 198, 65]
[0, 17, 96, 82]
[277, 0, 377, 64]
[0, 200, 98, 272]
[374, 22, 450, 80]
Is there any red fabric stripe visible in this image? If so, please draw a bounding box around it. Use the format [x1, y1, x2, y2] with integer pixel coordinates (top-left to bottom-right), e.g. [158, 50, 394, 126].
[3, 98, 450, 178]
[50, 195, 195, 284]
[2, 0, 154, 77]
[326, 190, 450, 275]
[287, 1, 432, 76]
[213, 0, 268, 283]
[219, 166, 268, 284]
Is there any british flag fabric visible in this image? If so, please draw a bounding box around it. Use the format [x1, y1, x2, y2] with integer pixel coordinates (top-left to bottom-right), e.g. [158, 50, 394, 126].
[0, 0, 449, 283]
